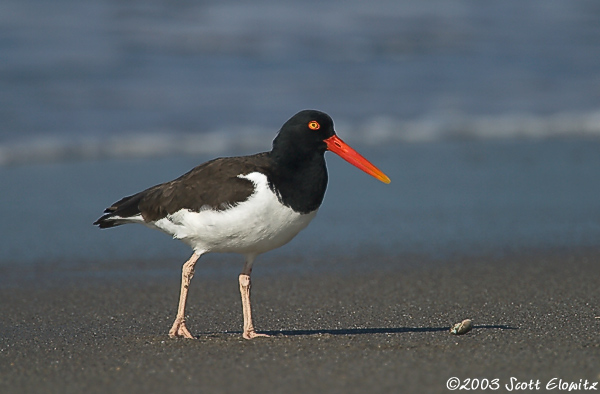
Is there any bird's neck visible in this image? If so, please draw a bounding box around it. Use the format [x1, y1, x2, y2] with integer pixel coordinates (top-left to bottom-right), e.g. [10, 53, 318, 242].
[268, 150, 328, 214]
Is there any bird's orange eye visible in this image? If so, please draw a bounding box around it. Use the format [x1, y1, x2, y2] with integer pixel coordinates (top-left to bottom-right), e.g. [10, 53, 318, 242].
[308, 121, 320, 130]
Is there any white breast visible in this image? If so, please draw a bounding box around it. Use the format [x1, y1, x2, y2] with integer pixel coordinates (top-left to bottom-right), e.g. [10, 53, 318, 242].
[149, 172, 317, 255]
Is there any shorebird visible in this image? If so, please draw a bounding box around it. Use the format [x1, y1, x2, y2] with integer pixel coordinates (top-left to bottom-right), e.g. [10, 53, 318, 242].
[94, 110, 390, 339]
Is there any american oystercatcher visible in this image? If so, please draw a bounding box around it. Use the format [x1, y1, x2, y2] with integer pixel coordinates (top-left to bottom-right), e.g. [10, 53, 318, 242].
[94, 110, 390, 339]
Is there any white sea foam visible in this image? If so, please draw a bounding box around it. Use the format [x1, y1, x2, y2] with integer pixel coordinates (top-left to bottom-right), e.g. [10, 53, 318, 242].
[1, 110, 599, 166]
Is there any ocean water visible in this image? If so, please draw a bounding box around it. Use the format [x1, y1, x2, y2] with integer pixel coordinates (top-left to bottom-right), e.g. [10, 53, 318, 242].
[1, 140, 599, 270]
[1, 0, 600, 271]
[2, 0, 600, 164]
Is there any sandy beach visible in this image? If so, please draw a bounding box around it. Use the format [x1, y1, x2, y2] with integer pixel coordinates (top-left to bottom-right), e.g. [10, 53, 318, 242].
[1, 248, 599, 394]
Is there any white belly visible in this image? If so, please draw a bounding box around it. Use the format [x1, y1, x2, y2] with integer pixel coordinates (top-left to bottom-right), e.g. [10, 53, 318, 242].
[149, 172, 317, 255]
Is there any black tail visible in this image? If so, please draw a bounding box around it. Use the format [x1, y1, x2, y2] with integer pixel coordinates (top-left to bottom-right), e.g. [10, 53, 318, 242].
[93, 193, 145, 229]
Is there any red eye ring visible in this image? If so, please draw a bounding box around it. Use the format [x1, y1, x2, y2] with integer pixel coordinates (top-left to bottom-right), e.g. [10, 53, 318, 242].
[308, 121, 320, 130]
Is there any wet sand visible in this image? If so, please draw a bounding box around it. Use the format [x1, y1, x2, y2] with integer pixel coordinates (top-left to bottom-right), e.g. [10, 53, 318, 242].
[1, 249, 599, 394]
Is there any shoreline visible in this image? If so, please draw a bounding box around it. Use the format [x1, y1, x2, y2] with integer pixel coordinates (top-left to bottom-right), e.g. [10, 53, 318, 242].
[1, 248, 599, 393]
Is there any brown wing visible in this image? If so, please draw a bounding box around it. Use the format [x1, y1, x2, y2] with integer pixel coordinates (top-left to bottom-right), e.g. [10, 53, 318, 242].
[94, 153, 272, 227]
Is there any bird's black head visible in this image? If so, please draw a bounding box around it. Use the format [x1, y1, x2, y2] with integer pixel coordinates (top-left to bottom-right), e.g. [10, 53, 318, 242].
[271, 109, 391, 184]
[272, 110, 336, 160]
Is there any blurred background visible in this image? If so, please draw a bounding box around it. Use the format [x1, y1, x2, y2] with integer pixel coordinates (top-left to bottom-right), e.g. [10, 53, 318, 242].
[1, 0, 599, 273]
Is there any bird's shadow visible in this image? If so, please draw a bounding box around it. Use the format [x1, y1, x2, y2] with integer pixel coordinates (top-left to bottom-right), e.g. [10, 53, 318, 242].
[256, 324, 516, 337]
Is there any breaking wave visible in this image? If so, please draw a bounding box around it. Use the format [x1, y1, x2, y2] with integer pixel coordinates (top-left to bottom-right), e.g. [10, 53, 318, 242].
[2, 110, 600, 166]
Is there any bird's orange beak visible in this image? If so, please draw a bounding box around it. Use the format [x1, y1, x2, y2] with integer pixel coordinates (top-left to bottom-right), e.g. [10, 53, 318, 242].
[324, 135, 391, 184]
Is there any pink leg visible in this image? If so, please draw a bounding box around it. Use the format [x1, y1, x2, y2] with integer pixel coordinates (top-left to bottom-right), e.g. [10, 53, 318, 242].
[239, 257, 270, 340]
[169, 252, 201, 339]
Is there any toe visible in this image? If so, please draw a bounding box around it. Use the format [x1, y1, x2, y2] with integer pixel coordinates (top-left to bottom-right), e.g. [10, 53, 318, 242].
[243, 331, 270, 340]
[169, 320, 195, 339]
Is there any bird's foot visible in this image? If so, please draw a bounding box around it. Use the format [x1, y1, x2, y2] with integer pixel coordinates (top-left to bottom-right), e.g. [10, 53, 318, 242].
[243, 330, 270, 340]
[169, 317, 195, 339]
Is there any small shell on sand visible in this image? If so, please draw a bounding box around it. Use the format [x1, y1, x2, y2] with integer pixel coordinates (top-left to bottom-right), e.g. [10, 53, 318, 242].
[450, 319, 473, 335]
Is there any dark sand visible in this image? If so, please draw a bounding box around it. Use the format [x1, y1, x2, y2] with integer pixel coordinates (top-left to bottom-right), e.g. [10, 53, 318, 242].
[1, 249, 599, 393]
